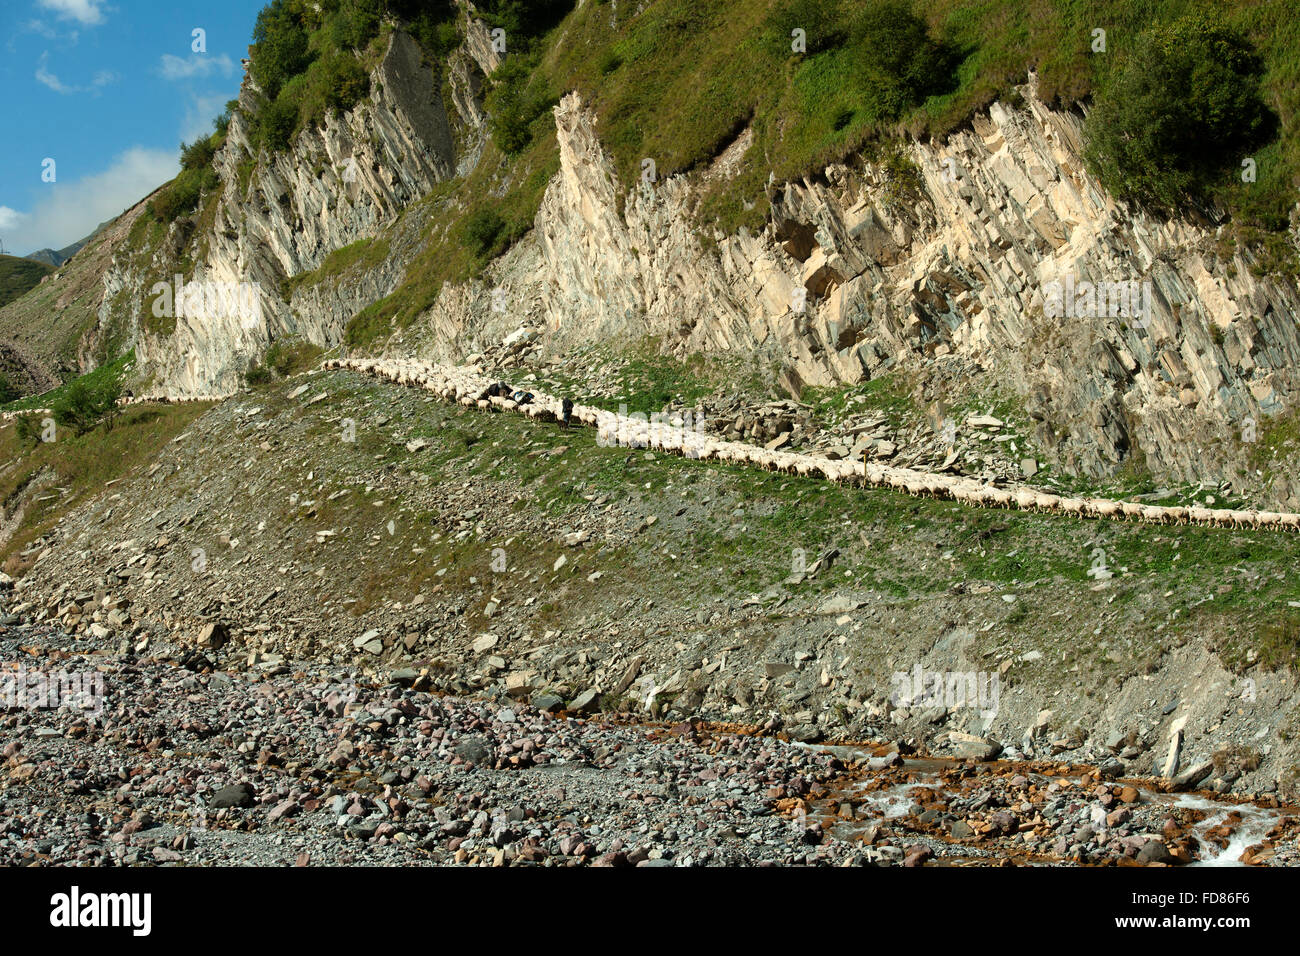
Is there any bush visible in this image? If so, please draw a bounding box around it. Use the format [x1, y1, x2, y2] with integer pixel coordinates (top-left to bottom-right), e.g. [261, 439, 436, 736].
[387, 0, 459, 56]
[180, 135, 217, 172]
[320, 51, 370, 113]
[596, 47, 622, 75]
[148, 123, 227, 223]
[264, 339, 324, 377]
[213, 102, 235, 136]
[340, 0, 383, 49]
[244, 362, 275, 386]
[475, 0, 573, 42]
[462, 207, 505, 258]
[847, 1, 957, 121]
[250, 0, 314, 99]
[14, 413, 44, 447]
[254, 46, 369, 155]
[0, 372, 17, 404]
[149, 166, 216, 222]
[52, 375, 123, 436]
[763, 0, 848, 55]
[1083, 16, 1276, 212]
[431, 19, 460, 55]
[259, 89, 302, 151]
[486, 55, 556, 154]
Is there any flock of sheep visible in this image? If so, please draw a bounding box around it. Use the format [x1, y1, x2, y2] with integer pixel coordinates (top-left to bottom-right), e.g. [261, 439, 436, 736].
[326, 357, 1300, 532]
[2, 357, 1286, 532]
[0, 391, 224, 424]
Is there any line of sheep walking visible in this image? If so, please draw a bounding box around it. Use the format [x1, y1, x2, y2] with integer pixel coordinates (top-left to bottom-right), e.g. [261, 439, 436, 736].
[323, 357, 1300, 532]
[0, 407, 53, 421]
[7, 354, 1279, 532]
[0, 392, 224, 424]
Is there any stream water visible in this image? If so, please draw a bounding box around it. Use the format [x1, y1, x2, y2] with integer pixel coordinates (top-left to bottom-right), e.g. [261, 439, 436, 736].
[1158, 793, 1284, 867]
[800, 746, 1289, 866]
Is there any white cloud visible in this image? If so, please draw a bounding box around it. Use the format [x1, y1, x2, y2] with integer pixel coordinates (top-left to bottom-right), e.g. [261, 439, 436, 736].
[159, 53, 236, 81]
[180, 93, 232, 145]
[35, 51, 117, 93]
[35, 0, 107, 27]
[24, 18, 66, 40]
[4, 147, 178, 255]
[0, 206, 29, 232]
[35, 52, 75, 92]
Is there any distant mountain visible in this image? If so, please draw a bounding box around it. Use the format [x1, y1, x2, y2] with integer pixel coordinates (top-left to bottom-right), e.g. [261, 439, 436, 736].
[0, 254, 54, 308]
[23, 219, 112, 268]
[23, 248, 67, 267]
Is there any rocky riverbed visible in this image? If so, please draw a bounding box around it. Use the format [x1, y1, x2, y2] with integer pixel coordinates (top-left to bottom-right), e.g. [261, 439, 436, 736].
[3, 617, 1296, 867]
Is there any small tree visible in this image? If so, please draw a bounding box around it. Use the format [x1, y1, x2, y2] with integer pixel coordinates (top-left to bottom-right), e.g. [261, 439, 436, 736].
[847, 1, 957, 121]
[250, 0, 314, 99]
[462, 207, 506, 258]
[1083, 16, 1275, 212]
[486, 56, 556, 155]
[259, 92, 301, 151]
[14, 413, 43, 447]
[52, 375, 123, 435]
[100, 375, 124, 431]
[763, 0, 848, 55]
[180, 135, 217, 171]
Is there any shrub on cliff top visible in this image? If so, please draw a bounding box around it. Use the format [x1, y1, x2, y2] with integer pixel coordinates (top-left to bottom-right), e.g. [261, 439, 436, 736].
[1083, 15, 1277, 213]
[763, 0, 848, 55]
[251, 0, 314, 99]
[847, 1, 958, 121]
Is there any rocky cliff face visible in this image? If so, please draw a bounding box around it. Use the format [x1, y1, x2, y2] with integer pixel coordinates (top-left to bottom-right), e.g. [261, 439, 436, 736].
[96, 20, 1300, 504]
[419, 78, 1300, 504]
[105, 28, 472, 397]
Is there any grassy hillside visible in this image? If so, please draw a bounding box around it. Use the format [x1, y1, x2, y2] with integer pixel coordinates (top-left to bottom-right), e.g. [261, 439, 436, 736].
[0, 196, 153, 378]
[529, 0, 1298, 236]
[0, 255, 54, 309]
[16, 366, 1300, 694]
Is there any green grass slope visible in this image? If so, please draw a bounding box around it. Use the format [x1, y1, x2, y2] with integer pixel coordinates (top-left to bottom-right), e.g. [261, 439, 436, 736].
[0, 255, 54, 309]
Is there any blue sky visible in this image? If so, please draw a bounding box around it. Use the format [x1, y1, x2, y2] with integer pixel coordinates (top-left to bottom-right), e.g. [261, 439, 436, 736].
[0, 0, 267, 256]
